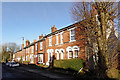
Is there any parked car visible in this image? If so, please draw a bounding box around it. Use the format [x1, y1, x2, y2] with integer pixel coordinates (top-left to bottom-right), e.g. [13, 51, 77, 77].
[9, 62, 20, 67]
[6, 62, 12, 66]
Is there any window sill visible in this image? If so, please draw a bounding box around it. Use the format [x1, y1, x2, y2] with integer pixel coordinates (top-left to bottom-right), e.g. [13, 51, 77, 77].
[60, 43, 63, 45]
[55, 44, 59, 45]
[38, 62, 43, 63]
[48, 45, 52, 47]
[40, 49, 43, 51]
[69, 40, 76, 43]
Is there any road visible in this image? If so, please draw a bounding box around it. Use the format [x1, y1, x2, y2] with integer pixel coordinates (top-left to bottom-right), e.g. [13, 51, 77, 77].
[2, 64, 51, 80]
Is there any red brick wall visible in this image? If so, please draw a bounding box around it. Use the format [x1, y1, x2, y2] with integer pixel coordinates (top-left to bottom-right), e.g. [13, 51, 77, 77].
[45, 24, 85, 64]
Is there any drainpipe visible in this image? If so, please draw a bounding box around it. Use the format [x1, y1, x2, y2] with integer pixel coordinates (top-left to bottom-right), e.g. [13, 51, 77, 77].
[25, 49, 26, 61]
[44, 37, 46, 65]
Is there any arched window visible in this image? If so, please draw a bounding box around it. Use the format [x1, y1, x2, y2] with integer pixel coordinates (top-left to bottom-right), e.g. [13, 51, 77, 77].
[60, 48, 65, 59]
[73, 46, 79, 58]
[55, 49, 59, 60]
[66, 46, 72, 59]
[66, 46, 79, 59]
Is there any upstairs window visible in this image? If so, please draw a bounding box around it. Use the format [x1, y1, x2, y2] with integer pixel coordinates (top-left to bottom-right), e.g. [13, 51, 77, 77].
[36, 44, 37, 51]
[40, 42, 43, 50]
[26, 48, 27, 53]
[32, 46, 34, 53]
[70, 29, 75, 41]
[28, 48, 29, 53]
[49, 36, 52, 46]
[56, 34, 58, 45]
[61, 33, 63, 44]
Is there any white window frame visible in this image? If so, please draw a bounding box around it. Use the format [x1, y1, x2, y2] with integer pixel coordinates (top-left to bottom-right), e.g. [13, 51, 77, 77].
[56, 34, 59, 45]
[60, 32, 63, 44]
[49, 36, 52, 46]
[28, 48, 29, 53]
[38, 54, 43, 63]
[70, 28, 76, 42]
[32, 46, 34, 53]
[40, 42, 43, 50]
[36, 43, 37, 51]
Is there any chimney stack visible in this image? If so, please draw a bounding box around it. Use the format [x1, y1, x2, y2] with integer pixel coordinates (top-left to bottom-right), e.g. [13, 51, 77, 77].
[22, 37, 24, 49]
[34, 40, 37, 42]
[39, 34, 43, 40]
[51, 25, 57, 33]
[26, 40, 30, 46]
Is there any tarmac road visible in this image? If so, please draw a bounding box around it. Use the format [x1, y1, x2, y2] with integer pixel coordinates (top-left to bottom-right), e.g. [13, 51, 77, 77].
[2, 63, 50, 80]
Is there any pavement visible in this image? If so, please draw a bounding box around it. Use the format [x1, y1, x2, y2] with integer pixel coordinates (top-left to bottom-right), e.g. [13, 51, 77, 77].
[16, 64, 75, 79]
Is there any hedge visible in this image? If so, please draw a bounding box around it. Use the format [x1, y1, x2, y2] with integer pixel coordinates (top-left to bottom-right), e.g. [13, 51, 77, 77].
[54, 58, 83, 71]
[23, 61, 30, 63]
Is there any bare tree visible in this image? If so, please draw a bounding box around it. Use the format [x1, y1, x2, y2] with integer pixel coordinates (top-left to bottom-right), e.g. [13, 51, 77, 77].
[71, 2, 118, 78]
[1, 44, 9, 62]
[7, 43, 20, 61]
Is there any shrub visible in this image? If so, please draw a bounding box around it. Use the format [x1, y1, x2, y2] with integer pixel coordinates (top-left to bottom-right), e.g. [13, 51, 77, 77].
[37, 64, 48, 68]
[23, 61, 30, 63]
[54, 58, 83, 71]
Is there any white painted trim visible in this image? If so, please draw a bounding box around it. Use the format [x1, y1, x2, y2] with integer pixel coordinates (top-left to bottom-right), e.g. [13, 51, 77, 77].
[55, 49, 59, 53]
[58, 32, 64, 44]
[70, 29, 76, 42]
[49, 36, 52, 46]
[59, 48, 65, 60]
[40, 42, 43, 50]
[73, 46, 79, 51]
[68, 52, 69, 59]
[47, 49, 50, 53]
[68, 27, 76, 31]
[38, 54, 43, 63]
[49, 49, 54, 53]
[66, 46, 72, 52]
[69, 40, 76, 43]
[55, 49, 60, 60]
[56, 34, 59, 45]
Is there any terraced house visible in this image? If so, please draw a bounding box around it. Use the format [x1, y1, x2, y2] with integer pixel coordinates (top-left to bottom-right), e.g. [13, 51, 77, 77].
[13, 6, 118, 67]
[14, 22, 85, 66]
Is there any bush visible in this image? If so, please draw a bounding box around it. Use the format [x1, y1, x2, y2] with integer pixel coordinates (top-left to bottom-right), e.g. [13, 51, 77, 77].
[23, 61, 30, 63]
[54, 58, 83, 71]
[37, 64, 48, 68]
[106, 68, 119, 79]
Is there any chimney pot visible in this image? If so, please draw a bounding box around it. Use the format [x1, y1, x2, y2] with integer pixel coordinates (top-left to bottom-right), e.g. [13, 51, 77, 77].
[51, 25, 57, 33]
[39, 34, 43, 40]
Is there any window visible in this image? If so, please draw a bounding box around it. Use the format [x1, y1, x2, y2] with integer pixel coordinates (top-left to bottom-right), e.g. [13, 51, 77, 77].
[70, 29, 75, 41]
[49, 36, 52, 46]
[74, 50, 78, 58]
[28, 48, 29, 53]
[61, 33, 63, 44]
[32, 46, 34, 53]
[40, 42, 43, 50]
[26, 48, 27, 53]
[69, 51, 73, 58]
[30, 54, 33, 63]
[26, 55, 29, 61]
[38, 54, 43, 63]
[56, 34, 58, 45]
[36, 44, 37, 51]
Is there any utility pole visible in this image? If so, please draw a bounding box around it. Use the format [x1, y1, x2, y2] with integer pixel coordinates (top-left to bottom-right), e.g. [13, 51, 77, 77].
[22, 37, 24, 63]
